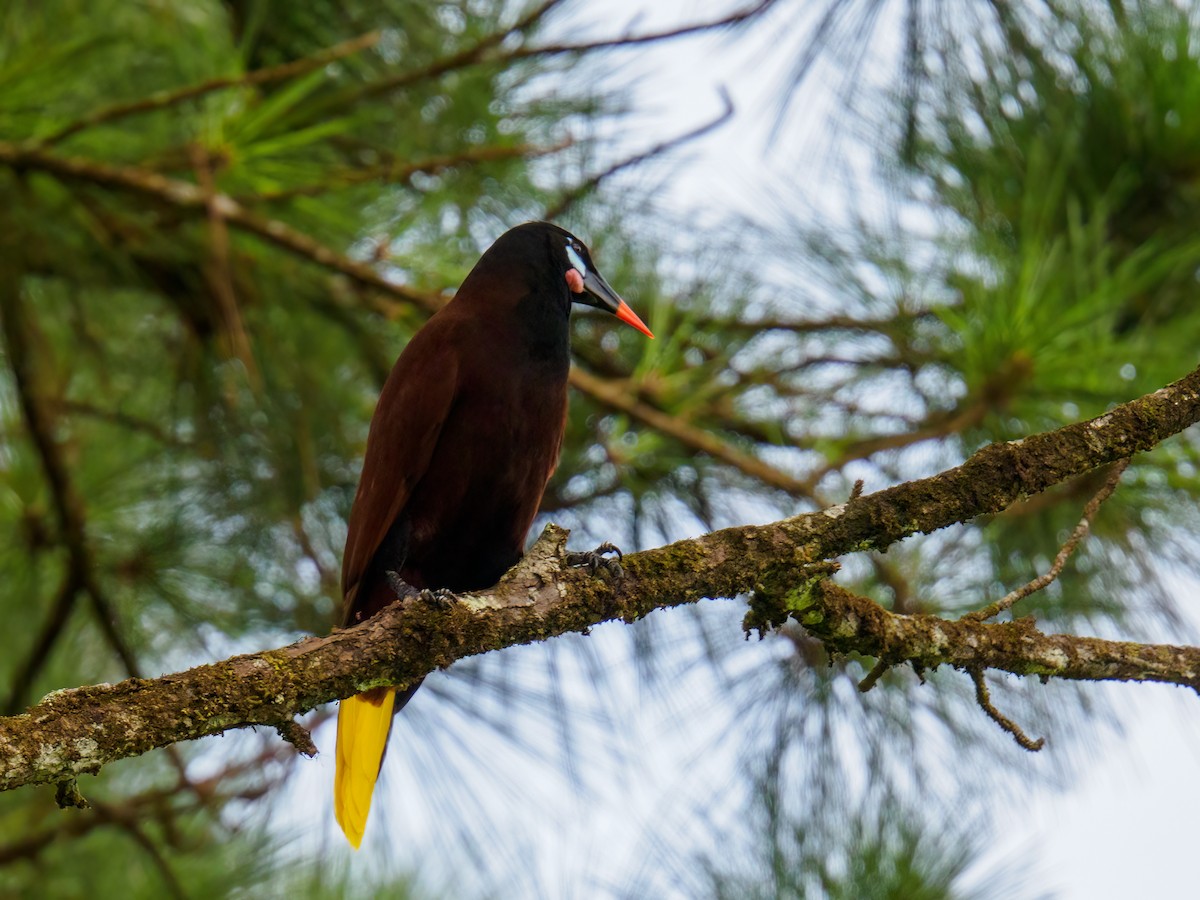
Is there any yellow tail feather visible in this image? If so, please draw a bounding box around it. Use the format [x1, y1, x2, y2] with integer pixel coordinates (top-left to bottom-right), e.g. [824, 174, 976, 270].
[334, 687, 396, 849]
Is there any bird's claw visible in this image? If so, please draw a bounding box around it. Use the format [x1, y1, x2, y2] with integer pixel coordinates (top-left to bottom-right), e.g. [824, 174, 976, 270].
[386, 571, 457, 607]
[417, 588, 457, 609]
[566, 541, 624, 579]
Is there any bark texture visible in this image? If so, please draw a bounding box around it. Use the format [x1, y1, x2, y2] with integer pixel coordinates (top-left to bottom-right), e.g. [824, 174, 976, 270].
[3, 363, 1200, 792]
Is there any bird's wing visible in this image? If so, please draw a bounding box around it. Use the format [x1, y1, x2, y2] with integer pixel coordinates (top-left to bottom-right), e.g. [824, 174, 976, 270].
[340, 334, 459, 622]
[335, 329, 459, 849]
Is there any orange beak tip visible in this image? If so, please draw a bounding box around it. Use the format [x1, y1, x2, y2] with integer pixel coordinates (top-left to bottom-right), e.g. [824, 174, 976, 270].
[615, 300, 655, 339]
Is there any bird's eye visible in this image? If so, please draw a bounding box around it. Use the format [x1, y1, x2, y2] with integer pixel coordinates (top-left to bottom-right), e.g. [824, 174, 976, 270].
[565, 240, 588, 277]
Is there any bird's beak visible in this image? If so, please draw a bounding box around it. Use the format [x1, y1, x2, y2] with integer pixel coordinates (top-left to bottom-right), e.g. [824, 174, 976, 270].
[579, 269, 655, 339]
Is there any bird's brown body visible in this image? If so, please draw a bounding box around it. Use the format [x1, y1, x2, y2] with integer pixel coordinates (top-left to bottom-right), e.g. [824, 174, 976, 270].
[334, 222, 652, 847]
[341, 297, 569, 622]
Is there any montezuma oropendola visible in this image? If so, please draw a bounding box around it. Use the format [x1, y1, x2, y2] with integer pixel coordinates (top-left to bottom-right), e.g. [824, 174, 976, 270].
[334, 221, 654, 848]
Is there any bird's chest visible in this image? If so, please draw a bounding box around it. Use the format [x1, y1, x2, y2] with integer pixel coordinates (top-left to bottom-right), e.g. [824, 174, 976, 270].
[457, 357, 567, 482]
[402, 361, 568, 587]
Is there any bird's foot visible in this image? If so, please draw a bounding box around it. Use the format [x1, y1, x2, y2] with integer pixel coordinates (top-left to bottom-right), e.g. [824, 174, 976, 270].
[385, 571, 457, 607]
[566, 541, 623, 579]
[417, 588, 457, 609]
[386, 570, 421, 600]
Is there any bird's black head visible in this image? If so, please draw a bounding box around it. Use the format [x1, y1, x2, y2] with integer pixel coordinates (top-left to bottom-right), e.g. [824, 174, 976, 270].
[462, 222, 654, 339]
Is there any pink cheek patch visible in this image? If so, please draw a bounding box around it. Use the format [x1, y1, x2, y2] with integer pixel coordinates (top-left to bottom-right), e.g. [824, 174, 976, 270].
[565, 269, 584, 293]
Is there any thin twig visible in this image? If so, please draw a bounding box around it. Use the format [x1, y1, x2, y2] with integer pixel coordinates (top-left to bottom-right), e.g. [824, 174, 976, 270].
[568, 365, 817, 497]
[0, 742, 288, 866]
[291, 516, 339, 599]
[0, 140, 444, 313]
[4, 570, 83, 715]
[543, 87, 735, 220]
[116, 820, 188, 900]
[870, 555, 922, 615]
[966, 458, 1131, 622]
[0, 291, 96, 709]
[54, 779, 89, 809]
[679, 309, 941, 337]
[340, 0, 570, 108]
[273, 720, 318, 757]
[248, 139, 570, 204]
[61, 399, 183, 446]
[82, 578, 143, 682]
[969, 667, 1044, 751]
[190, 142, 257, 380]
[339, 0, 771, 113]
[858, 658, 889, 692]
[510, 0, 774, 57]
[40, 30, 382, 145]
[808, 395, 992, 484]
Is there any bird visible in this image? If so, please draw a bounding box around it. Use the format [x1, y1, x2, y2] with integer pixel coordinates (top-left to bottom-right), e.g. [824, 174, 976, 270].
[333, 221, 654, 848]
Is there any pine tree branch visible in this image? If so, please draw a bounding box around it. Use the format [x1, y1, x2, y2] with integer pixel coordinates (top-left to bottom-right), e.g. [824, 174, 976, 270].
[3, 362, 1200, 793]
[568, 366, 819, 497]
[243, 139, 570, 204]
[509, 0, 775, 57]
[542, 87, 735, 220]
[0, 140, 445, 313]
[338, 0, 772, 110]
[39, 30, 383, 146]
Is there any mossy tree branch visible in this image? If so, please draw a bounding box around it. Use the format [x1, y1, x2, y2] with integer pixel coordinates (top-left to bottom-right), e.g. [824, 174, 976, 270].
[3, 363, 1200, 793]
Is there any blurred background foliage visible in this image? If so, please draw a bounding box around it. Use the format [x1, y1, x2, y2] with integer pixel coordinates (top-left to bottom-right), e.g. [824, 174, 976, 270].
[1, 0, 1199, 897]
